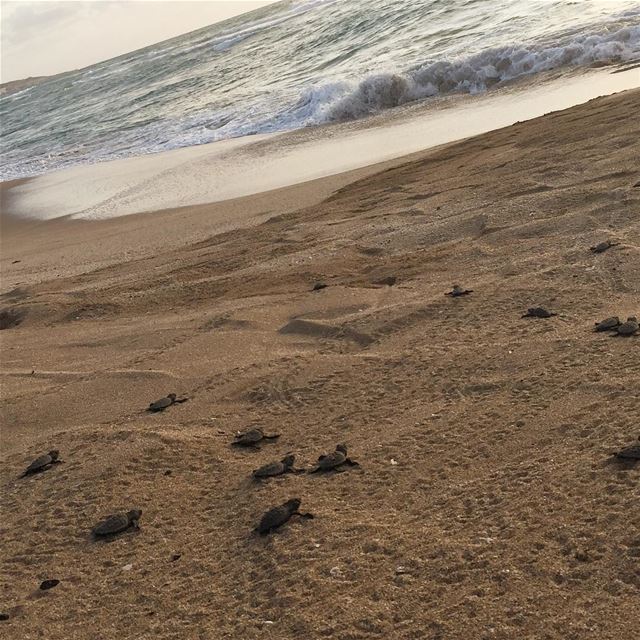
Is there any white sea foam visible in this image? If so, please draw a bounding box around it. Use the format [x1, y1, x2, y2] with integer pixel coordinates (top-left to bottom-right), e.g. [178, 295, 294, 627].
[303, 24, 640, 123]
[1, 0, 639, 181]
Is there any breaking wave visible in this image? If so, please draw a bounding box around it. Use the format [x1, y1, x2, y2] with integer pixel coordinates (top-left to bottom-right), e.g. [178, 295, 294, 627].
[289, 23, 640, 125]
[1, 0, 639, 180]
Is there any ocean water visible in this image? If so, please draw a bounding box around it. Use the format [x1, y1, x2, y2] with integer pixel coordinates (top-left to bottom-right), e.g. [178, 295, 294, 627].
[1, 0, 639, 181]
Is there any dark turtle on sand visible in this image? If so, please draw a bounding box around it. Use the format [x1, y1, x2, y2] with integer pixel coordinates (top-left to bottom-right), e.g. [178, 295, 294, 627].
[312, 282, 328, 291]
[20, 450, 61, 477]
[374, 276, 397, 287]
[590, 240, 620, 254]
[445, 284, 473, 297]
[308, 444, 359, 473]
[612, 316, 639, 337]
[39, 579, 60, 591]
[594, 316, 621, 332]
[613, 437, 640, 460]
[255, 498, 314, 535]
[92, 509, 142, 538]
[253, 454, 302, 479]
[522, 307, 557, 318]
[232, 427, 280, 448]
[147, 393, 188, 412]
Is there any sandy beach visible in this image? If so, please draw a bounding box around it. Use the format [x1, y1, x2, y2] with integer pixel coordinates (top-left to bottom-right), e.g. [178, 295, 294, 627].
[1, 87, 639, 639]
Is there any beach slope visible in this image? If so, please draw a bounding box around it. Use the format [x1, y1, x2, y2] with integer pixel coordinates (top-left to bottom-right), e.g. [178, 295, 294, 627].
[1, 89, 639, 639]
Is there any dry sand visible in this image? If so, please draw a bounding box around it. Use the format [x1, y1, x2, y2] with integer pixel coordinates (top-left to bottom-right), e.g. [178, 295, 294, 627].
[1, 88, 639, 639]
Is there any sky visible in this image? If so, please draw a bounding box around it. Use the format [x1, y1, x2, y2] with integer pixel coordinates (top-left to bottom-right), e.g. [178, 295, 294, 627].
[0, 0, 279, 82]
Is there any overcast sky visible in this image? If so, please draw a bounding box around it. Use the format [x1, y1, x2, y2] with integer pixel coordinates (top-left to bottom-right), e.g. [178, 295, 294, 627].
[1, 0, 279, 82]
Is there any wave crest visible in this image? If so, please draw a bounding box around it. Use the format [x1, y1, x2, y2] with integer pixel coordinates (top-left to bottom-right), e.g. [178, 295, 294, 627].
[299, 23, 640, 124]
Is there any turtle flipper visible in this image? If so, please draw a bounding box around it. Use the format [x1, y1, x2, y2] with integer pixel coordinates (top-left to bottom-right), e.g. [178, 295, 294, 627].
[293, 511, 314, 520]
[173, 397, 189, 404]
[263, 434, 280, 440]
[308, 466, 321, 474]
[344, 458, 360, 467]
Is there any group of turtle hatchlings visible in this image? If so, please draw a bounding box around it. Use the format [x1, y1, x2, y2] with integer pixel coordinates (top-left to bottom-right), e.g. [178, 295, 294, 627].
[232, 429, 360, 535]
[444, 236, 637, 337]
[18, 402, 362, 539]
[12, 238, 637, 563]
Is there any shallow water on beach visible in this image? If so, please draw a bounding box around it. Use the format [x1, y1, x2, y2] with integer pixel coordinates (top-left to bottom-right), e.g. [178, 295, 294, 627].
[1, 0, 639, 181]
[5, 67, 638, 221]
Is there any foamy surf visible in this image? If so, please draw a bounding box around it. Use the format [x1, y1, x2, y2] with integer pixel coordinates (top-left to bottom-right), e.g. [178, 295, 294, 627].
[5, 70, 638, 221]
[1, 0, 639, 181]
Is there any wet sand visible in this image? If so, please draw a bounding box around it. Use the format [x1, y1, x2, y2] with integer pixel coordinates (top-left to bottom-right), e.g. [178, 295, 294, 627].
[1, 88, 639, 639]
[4, 68, 639, 221]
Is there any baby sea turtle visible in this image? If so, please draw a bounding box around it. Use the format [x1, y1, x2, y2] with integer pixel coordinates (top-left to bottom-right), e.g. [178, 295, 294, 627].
[612, 316, 639, 337]
[374, 276, 397, 286]
[312, 282, 328, 291]
[590, 240, 620, 254]
[308, 444, 359, 473]
[522, 307, 557, 318]
[255, 498, 314, 535]
[594, 316, 621, 332]
[39, 579, 60, 591]
[20, 450, 62, 478]
[92, 509, 142, 538]
[445, 284, 473, 297]
[614, 439, 640, 460]
[253, 454, 302, 479]
[232, 427, 280, 448]
[147, 393, 188, 412]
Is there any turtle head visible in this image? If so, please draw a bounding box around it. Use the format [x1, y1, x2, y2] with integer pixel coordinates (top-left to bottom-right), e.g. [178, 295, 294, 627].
[281, 454, 295, 467]
[284, 498, 301, 512]
[167, 393, 177, 400]
[627, 316, 638, 323]
[48, 450, 60, 460]
[127, 509, 142, 523]
[336, 444, 348, 455]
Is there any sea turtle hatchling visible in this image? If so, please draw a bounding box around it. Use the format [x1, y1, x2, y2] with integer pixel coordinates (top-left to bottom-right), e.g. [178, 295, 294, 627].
[253, 454, 302, 479]
[594, 316, 621, 332]
[590, 240, 620, 254]
[522, 307, 557, 319]
[147, 393, 188, 412]
[308, 444, 359, 473]
[20, 450, 62, 478]
[232, 427, 281, 448]
[254, 498, 314, 535]
[92, 509, 142, 538]
[613, 437, 640, 461]
[445, 284, 473, 297]
[612, 317, 639, 337]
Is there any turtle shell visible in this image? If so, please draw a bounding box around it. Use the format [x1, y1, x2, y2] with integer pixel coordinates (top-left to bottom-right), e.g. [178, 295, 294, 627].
[253, 460, 286, 478]
[615, 445, 640, 460]
[594, 317, 620, 332]
[257, 499, 300, 534]
[23, 451, 58, 475]
[317, 450, 348, 470]
[524, 307, 555, 318]
[235, 428, 264, 444]
[148, 395, 175, 411]
[92, 510, 140, 537]
[616, 319, 639, 336]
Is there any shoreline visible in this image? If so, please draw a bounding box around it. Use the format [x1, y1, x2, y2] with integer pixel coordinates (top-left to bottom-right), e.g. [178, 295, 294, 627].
[3, 67, 638, 222]
[2, 85, 639, 291]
